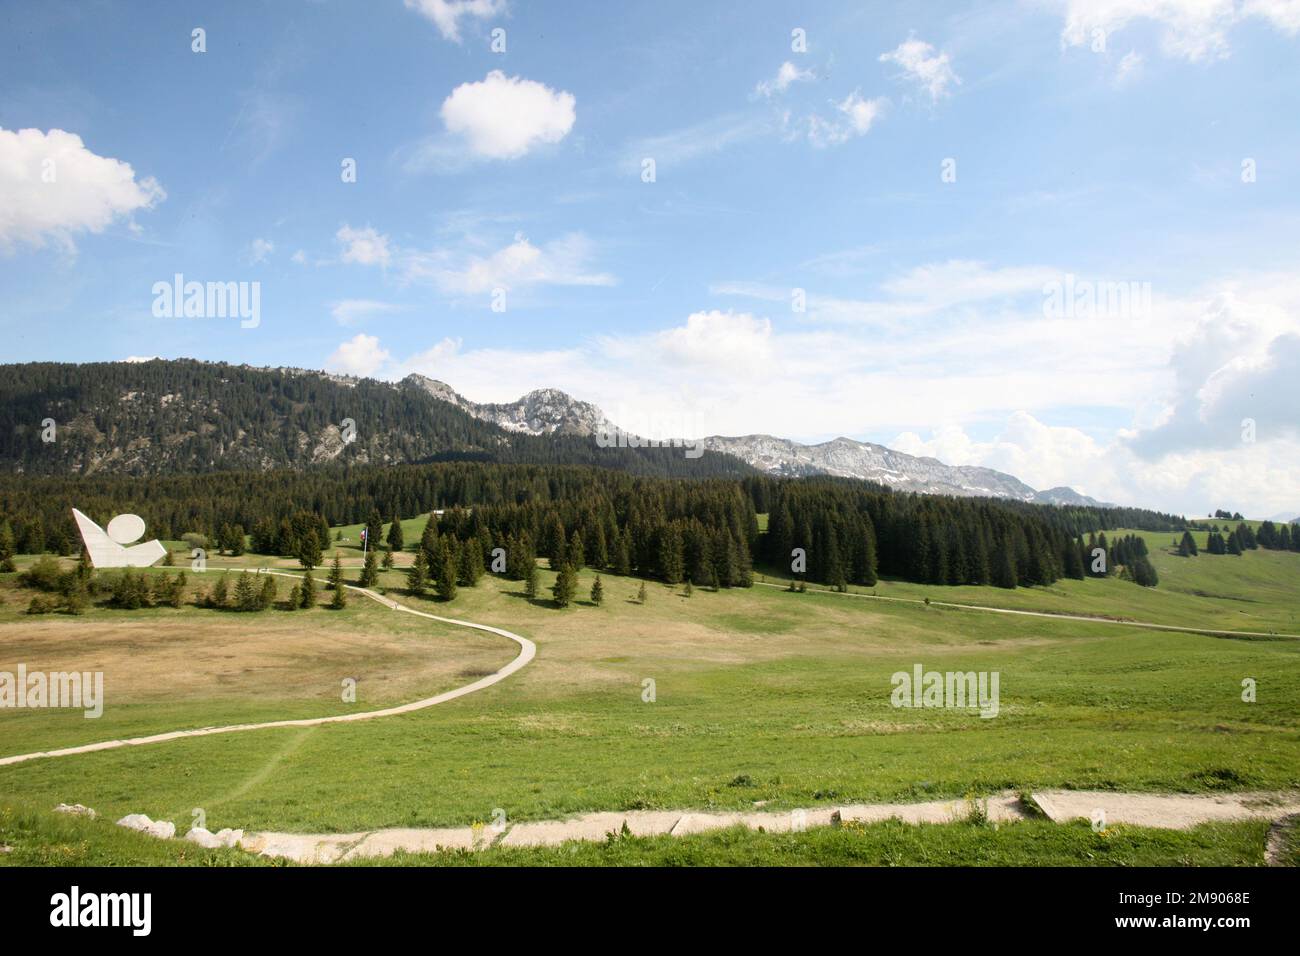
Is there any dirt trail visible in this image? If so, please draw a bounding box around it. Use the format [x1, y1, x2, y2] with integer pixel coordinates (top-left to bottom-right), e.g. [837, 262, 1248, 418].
[754, 581, 1300, 639]
[0, 571, 536, 768]
[239, 789, 1300, 863]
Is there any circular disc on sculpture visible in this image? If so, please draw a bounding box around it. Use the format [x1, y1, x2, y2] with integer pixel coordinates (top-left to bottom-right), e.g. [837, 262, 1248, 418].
[106, 513, 147, 545]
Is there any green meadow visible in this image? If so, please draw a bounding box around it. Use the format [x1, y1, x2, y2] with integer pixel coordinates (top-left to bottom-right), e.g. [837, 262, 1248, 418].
[1, 517, 1297, 864]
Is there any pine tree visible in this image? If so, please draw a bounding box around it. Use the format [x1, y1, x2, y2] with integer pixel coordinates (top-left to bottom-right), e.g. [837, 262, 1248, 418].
[590, 574, 604, 606]
[637, 581, 647, 604]
[359, 549, 378, 588]
[0, 520, 17, 573]
[1179, 530, 1198, 557]
[234, 571, 257, 611]
[287, 584, 301, 609]
[331, 578, 348, 609]
[298, 529, 322, 570]
[300, 570, 317, 608]
[552, 564, 577, 607]
[328, 553, 344, 590]
[994, 537, 1018, 589]
[258, 575, 277, 610]
[387, 513, 404, 553]
[683, 579, 694, 598]
[365, 509, 384, 556]
[407, 550, 429, 596]
[381, 549, 394, 570]
[436, 540, 458, 601]
[524, 561, 538, 601]
[210, 573, 230, 608]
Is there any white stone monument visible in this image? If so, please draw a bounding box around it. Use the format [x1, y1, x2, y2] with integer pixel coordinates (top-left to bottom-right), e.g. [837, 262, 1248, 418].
[71, 509, 166, 568]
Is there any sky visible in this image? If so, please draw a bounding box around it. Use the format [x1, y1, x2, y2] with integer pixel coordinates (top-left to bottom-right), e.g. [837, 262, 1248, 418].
[2, 0, 1300, 518]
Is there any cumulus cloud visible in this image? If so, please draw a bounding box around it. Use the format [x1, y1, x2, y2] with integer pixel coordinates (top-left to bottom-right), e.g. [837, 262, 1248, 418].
[1126, 298, 1300, 457]
[440, 71, 575, 160]
[804, 91, 886, 147]
[404, 0, 505, 43]
[336, 224, 391, 267]
[649, 310, 774, 373]
[1059, 0, 1300, 62]
[755, 61, 814, 97]
[330, 264, 1300, 516]
[0, 127, 164, 252]
[404, 231, 615, 294]
[879, 38, 960, 101]
[326, 333, 392, 377]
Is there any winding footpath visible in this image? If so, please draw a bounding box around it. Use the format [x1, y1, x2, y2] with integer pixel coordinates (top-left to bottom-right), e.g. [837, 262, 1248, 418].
[0, 570, 536, 768]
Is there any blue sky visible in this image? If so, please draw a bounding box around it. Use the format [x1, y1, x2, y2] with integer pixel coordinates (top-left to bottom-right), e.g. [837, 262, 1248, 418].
[3, 0, 1300, 516]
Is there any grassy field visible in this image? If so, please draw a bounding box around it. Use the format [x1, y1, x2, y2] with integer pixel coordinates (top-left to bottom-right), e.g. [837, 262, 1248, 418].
[1, 545, 1297, 845]
[0, 563, 514, 753]
[0, 798, 1276, 867]
[804, 527, 1300, 636]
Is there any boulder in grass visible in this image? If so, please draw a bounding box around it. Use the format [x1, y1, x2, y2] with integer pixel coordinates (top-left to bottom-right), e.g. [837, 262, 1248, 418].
[54, 803, 97, 819]
[116, 814, 176, 840]
[185, 826, 244, 849]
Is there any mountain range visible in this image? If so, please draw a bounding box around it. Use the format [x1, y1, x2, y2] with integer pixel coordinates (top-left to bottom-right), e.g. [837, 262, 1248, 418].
[0, 359, 1105, 506]
[401, 373, 1105, 506]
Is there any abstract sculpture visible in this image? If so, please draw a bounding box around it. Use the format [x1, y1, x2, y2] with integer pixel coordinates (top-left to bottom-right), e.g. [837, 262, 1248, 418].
[71, 509, 167, 568]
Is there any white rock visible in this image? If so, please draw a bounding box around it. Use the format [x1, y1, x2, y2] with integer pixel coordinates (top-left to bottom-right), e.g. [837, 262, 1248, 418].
[185, 826, 244, 849]
[116, 813, 176, 840]
[53, 803, 97, 818]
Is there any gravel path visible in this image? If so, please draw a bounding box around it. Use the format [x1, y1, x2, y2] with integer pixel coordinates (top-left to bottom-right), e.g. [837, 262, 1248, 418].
[0, 570, 536, 768]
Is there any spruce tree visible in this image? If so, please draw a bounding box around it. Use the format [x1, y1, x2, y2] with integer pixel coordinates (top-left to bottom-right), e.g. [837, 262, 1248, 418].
[387, 513, 404, 553]
[524, 561, 538, 601]
[234, 571, 257, 611]
[300, 570, 317, 608]
[436, 540, 458, 601]
[407, 550, 429, 596]
[590, 574, 604, 606]
[359, 549, 378, 588]
[298, 529, 322, 570]
[328, 553, 344, 590]
[552, 564, 577, 607]
[259, 575, 277, 610]
[331, 579, 348, 609]
[637, 581, 647, 604]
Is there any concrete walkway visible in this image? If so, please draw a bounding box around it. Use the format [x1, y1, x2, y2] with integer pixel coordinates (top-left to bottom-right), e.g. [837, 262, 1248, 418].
[240, 789, 1300, 863]
[0, 571, 536, 768]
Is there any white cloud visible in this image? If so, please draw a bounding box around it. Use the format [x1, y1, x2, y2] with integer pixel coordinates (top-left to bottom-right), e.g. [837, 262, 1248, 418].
[648, 310, 774, 373]
[1114, 49, 1145, 86]
[245, 237, 274, 264]
[755, 61, 815, 97]
[1059, 0, 1300, 62]
[441, 71, 575, 160]
[336, 224, 391, 267]
[804, 91, 887, 147]
[336, 264, 1300, 516]
[404, 0, 506, 43]
[0, 127, 164, 252]
[326, 333, 392, 377]
[404, 231, 615, 294]
[879, 38, 960, 101]
[291, 249, 308, 265]
[330, 299, 401, 326]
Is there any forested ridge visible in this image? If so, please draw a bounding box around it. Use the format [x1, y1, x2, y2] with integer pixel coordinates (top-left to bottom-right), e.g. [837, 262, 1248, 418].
[0, 462, 1189, 590]
[0, 359, 754, 479]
